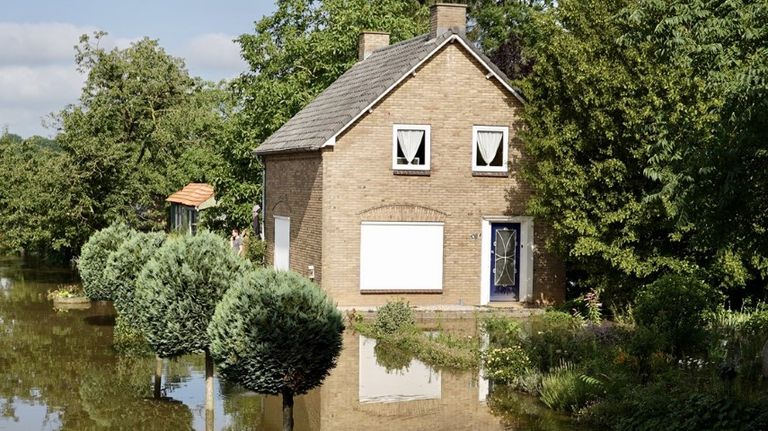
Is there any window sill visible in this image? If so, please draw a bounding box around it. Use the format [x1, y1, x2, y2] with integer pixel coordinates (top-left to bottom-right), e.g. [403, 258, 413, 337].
[361, 289, 443, 294]
[393, 169, 431, 176]
[472, 170, 508, 177]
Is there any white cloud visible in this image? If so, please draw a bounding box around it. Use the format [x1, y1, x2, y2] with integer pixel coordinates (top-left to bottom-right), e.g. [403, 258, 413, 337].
[0, 22, 97, 66]
[0, 65, 83, 107]
[0, 24, 246, 136]
[183, 33, 246, 75]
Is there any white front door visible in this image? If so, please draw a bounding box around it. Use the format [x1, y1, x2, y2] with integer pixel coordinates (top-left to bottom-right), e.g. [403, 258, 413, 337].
[274, 216, 290, 271]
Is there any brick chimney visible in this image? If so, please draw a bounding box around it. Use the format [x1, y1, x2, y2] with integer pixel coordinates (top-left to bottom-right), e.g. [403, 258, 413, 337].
[430, 2, 467, 38]
[358, 31, 390, 61]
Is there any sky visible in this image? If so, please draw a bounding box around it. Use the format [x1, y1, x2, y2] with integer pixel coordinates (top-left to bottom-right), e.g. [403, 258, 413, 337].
[0, 0, 277, 138]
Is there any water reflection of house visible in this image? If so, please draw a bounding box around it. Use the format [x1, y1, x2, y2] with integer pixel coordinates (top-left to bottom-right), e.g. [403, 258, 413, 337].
[166, 183, 216, 235]
[260, 330, 503, 431]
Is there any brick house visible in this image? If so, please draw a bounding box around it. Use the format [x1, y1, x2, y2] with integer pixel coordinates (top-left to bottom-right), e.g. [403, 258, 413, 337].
[255, 3, 564, 307]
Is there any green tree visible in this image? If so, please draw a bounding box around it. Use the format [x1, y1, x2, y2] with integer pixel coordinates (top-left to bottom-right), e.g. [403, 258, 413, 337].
[54, 33, 226, 234]
[78, 223, 134, 300]
[104, 230, 167, 356]
[520, 0, 768, 305]
[134, 232, 250, 417]
[468, 0, 553, 80]
[104, 230, 166, 322]
[208, 269, 344, 431]
[617, 0, 768, 299]
[0, 132, 91, 257]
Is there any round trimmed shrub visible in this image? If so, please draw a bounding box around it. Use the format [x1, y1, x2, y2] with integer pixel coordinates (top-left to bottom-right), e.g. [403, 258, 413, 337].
[634, 274, 722, 355]
[104, 231, 166, 322]
[374, 300, 415, 335]
[208, 269, 344, 397]
[78, 223, 134, 300]
[134, 231, 250, 358]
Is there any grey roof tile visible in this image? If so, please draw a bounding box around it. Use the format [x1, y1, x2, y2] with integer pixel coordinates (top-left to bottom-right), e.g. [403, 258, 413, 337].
[255, 31, 517, 155]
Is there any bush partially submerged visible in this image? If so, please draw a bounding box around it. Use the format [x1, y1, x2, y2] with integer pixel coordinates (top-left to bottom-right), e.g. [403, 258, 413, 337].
[209, 269, 344, 395]
[104, 231, 166, 322]
[78, 223, 133, 300]
[374, 300, 415, 334]
[135, 231, 250, 358]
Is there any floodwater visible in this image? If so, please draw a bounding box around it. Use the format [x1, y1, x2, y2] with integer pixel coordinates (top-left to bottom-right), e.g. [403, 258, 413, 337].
[0, 257, 578, 431]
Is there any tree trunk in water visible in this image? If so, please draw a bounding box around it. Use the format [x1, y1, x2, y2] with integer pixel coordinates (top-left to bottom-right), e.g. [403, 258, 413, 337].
[205, 350, 214, 429]
[153, 355, 162, 399]
[282, 389, 294, 431]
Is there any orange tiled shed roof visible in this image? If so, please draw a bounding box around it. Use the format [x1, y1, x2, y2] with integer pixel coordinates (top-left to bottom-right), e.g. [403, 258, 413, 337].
[166, 183, 215, 208]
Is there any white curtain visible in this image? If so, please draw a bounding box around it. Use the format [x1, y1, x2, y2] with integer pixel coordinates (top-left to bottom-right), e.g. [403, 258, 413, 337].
[477, 131, 503, 165]
[397, 129, 424, 164]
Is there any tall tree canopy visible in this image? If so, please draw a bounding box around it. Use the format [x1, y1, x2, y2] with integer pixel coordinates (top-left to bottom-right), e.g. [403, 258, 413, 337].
[468, 0, 554, 80]
[521, 0, 768, 304]
[54, 32, 225, 233]
[0, 133, 90, 256]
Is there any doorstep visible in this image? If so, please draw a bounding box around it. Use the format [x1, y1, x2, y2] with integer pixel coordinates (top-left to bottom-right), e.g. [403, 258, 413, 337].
[339, 303, 544, 319]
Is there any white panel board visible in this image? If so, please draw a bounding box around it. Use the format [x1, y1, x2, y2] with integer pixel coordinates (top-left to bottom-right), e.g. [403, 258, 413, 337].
[274, 216, 290, 271]
[360, 222, 444, 291]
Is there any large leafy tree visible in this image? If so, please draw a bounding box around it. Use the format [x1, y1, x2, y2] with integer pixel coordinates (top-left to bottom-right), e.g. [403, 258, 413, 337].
[0, 132, 91, 257]
[618, 0, 768, 299]
[468, 0, 554, 80]
[521, 0, 768, 304]
[54, 33, 225, 233]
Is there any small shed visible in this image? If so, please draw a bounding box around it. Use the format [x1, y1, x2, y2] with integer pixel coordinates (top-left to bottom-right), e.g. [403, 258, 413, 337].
[166, 183, 216, 235]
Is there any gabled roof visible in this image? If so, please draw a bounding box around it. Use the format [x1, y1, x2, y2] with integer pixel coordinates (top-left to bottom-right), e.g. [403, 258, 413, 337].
[254, 30, 523, 155]
[166, 183, 216, 209]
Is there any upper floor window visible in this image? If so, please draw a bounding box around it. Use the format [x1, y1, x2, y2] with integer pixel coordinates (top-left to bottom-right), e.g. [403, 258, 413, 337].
[392, 124, 430, 171]
[472, 126, 509, 173]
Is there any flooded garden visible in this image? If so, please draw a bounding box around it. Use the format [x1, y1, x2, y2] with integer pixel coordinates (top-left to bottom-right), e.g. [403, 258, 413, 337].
[0, 257, 576, 431]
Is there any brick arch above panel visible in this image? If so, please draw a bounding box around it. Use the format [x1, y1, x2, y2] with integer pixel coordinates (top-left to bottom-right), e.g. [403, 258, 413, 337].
[357, 204, 448, 222]
[271, 199, 292, 216]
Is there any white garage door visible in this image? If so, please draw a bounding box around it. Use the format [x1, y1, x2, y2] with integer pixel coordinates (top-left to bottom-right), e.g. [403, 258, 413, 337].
[360, 222, 444, 291]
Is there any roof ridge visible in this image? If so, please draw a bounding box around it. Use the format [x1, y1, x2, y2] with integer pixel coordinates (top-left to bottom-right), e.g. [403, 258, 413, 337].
[255, 29, 521, 156]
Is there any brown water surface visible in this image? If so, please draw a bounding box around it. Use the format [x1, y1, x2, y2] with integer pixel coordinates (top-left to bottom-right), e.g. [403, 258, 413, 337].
[0, 257, 577, 430]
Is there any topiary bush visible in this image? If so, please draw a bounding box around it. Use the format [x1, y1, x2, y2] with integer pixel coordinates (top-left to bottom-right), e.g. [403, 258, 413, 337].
[103, 231, 166, 323]
[208, 268, 344, 431]
[78, 223, 134, 300]
[634, 274, 722, 355]
[374, 300, 415, 335]
[134, 231, 250, 358]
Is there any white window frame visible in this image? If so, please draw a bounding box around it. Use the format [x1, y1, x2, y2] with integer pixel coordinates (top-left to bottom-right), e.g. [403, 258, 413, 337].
[472, 125, 509, 173]
[392, 124, 431, 171]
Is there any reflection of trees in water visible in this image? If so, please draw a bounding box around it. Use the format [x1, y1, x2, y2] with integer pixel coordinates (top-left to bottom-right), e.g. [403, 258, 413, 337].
[373, 339, 414, 372]
[486, 384, 582, 431]
[0, 259, 196, 430]
[220, 380, 264, 431]
[78, 357, 193, 430]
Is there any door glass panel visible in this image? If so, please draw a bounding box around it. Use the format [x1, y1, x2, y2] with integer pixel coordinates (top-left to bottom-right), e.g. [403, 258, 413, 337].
[494, 228, 517, 287]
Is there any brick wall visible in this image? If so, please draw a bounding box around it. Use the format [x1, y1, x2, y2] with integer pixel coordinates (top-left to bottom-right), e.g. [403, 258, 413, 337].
[318, 41, 565, 306]
[264, 152, 324, 283]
